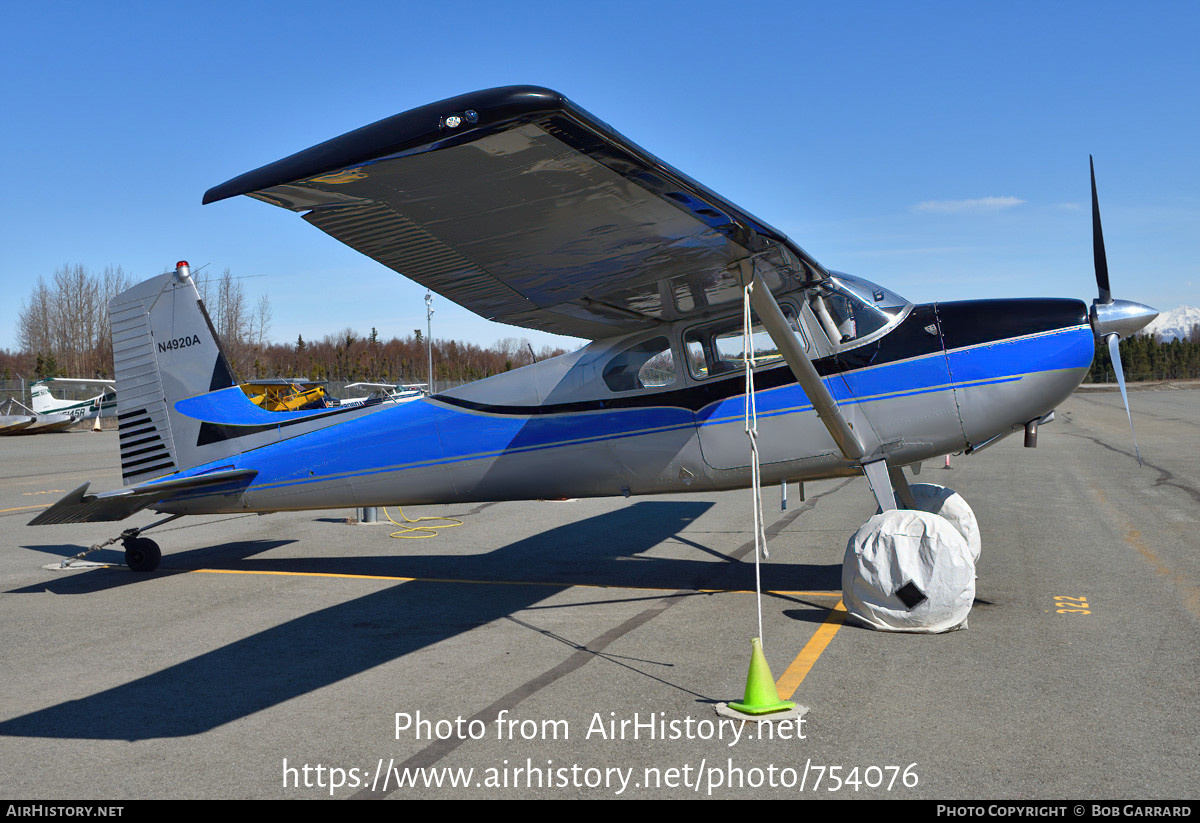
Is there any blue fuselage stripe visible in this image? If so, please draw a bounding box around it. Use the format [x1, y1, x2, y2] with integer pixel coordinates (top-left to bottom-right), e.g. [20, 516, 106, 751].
[178, 325, 1094, 492]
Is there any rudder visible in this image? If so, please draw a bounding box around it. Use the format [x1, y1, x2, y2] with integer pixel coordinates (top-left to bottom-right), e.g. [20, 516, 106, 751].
[110, 262, 237, 485]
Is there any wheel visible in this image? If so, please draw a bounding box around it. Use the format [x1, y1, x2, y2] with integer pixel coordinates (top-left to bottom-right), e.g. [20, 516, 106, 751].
[843, 509, 975, 632]
[905, 483, 981, 563]
[124, 537, 161, 572]
[878, 483, 981, 562]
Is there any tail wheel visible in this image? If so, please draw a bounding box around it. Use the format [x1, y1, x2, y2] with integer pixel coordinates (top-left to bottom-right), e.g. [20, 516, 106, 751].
[123, 537, 161, 572]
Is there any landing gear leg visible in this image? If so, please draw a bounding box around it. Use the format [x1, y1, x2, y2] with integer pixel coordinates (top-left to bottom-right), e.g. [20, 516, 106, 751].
[861, 458, 897, 511]
[887, 465, 918, 510]
[861, 459, 919, 510]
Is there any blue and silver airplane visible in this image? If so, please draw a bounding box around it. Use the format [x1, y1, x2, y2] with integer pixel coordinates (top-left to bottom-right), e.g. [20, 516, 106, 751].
[31, 86, 1157, 573]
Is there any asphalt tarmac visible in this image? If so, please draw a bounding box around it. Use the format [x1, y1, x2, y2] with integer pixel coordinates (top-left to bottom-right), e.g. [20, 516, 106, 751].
[1, 387, 1196, 799]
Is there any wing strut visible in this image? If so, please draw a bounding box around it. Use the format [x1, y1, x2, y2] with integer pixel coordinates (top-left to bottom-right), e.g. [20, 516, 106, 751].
[739, 262, 900, 511]
[741, 263, 864, 461]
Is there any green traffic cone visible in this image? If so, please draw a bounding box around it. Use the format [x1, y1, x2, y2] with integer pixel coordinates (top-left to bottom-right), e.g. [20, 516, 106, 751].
[727, 638, 796, 716]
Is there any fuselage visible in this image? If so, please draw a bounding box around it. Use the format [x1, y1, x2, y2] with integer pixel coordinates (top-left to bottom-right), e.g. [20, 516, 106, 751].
[156, 280, 1094, 516]
[30, 384, 117, 420]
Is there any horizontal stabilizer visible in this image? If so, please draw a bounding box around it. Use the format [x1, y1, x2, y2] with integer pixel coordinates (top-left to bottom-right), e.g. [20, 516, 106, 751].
[28, 469, 257, 525]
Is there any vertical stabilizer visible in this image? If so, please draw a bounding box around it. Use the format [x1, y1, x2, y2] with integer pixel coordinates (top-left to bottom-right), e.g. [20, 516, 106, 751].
[111, 262, 237, 485]
[29, 383, 53, 414]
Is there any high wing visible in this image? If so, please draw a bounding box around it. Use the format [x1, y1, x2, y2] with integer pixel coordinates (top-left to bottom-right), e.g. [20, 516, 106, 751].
[38, 378, 117, 386]
[203, 86, 826, 340]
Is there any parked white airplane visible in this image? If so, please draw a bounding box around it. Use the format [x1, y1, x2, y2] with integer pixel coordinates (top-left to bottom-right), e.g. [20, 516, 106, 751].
[30, 378, 117, 421]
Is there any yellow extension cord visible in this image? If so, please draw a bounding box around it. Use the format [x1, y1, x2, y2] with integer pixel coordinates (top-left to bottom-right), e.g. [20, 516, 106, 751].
[381, 506, 463, 539]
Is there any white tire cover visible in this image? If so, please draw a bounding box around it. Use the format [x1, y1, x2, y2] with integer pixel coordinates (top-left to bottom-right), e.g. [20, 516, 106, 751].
[843, 509, 975, 633]
[905, 483, 981, 563]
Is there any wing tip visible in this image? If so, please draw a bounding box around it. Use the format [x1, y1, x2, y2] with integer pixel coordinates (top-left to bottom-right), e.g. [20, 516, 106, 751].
[201, 85, 569, 206]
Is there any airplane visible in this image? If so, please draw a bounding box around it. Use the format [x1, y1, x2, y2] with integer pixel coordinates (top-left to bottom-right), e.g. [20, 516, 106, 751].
[30, 85, 1157, 577]
[340, 382, 428, 404]
[0, 398, 76, 435]
[30, 378, 117, 421]
[240, 378, 331, 411]
[240, 379, 427, 410]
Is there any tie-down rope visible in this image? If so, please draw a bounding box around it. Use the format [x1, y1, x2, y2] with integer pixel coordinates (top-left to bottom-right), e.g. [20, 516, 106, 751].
[743, 280, 769, 647]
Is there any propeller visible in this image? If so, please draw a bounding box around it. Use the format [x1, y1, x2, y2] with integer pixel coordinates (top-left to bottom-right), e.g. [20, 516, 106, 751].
[1086, 156, 1158, 465]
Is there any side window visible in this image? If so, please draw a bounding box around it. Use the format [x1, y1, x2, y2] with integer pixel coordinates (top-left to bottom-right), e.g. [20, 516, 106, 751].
[684, 308, 806, 380]
[603, 337, 676, 393]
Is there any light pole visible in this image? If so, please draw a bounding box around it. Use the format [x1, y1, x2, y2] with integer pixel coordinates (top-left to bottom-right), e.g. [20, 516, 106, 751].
[425, 291, 434, 394]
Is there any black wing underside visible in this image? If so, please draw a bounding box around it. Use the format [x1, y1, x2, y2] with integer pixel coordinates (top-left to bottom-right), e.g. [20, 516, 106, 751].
[204, 86, 825, 340]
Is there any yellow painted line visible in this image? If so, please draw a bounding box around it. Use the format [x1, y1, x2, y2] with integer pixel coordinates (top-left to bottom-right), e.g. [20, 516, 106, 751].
[0, 503, 51, 513]
[763, 590, 841, 597]
[1090, 485, 1200, 619]
[196, 568, 439, 583]
[775, 599, 847, 699]
[191, 567, 841, 596]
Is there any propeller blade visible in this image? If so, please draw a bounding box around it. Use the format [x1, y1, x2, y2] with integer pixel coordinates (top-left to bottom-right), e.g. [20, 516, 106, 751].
[1106, 333, 1142, 466]
[1091, 156, 1112, 304]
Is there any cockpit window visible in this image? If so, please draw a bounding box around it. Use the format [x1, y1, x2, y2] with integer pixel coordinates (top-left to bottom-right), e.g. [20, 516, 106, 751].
[684, 307, 807, 381]
[603, 336, 676, 392]
[808, 273, 908, 349]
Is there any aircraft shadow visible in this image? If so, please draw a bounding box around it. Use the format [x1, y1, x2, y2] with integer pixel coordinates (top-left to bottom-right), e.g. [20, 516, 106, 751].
[781, 606, 844, 626]
[8, 540, 300, 594]
[0, 503, 671, 739]
[216, 539, 842, 593]
[1, 501, 843, 740]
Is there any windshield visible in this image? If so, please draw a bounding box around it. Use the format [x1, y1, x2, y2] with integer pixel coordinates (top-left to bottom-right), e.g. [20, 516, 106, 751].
[808, 272, 909, 349]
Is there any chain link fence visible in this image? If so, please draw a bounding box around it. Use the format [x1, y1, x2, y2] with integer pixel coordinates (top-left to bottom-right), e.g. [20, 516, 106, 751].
[0, 378, 30, 408]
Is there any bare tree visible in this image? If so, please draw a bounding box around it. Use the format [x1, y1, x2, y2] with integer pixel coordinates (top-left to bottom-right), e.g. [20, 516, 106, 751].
[255, 294, 273, 348]
[17, 263, 267, 380]
[96, 266, 133, 376]
[17, 276, 53, 362]
[494, 336, 536, 370]
[17, 264, 129, 378]
[194, 267, 271, 378]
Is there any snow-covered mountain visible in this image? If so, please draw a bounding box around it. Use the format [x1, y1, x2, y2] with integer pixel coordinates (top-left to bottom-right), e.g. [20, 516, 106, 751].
[1143, 306, 1200, 342]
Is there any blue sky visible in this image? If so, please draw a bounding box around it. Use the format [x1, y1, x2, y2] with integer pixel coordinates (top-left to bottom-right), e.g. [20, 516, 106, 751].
[2, 0, 1196, 353]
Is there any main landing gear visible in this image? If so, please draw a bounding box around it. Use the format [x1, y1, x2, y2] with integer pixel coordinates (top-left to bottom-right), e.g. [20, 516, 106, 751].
[59, 514, 182, 573]
[843, 463, 979, 632]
